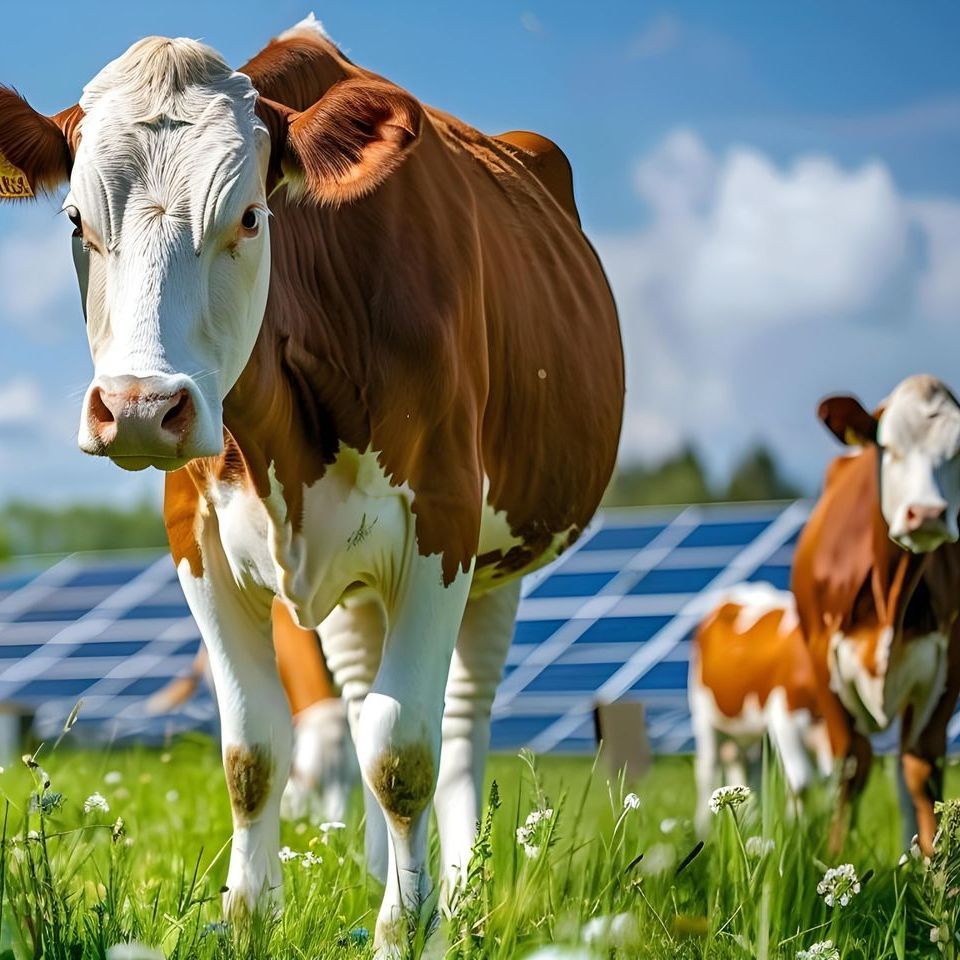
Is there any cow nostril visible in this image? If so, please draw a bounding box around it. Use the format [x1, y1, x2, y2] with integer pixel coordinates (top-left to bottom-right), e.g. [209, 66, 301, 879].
[89, 387, 116, 426]
[161, 390, 193, 436]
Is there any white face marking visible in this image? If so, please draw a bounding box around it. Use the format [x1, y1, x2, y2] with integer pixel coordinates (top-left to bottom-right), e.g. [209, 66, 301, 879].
[877, 376, 960, 552]
[68, 38, 273, 469]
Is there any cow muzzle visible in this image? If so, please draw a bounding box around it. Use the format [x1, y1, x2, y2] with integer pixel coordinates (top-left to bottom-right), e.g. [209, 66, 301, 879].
[78, 374, 220, 471]
[892, 502, 956, 553]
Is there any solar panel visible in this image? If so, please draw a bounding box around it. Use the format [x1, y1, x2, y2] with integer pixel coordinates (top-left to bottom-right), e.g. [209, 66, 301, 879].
[0, 501, 937, 754]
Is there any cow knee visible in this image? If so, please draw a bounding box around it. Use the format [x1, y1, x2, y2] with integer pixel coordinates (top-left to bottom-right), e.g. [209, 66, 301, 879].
[357, 693, 437, 828]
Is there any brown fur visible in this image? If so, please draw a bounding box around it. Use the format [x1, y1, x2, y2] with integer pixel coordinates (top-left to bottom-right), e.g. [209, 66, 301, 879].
[696, 600, 824, 718]
[369, 742, 435, 827]
[162, 27, 621, 587]
[224, 743, 273, 823]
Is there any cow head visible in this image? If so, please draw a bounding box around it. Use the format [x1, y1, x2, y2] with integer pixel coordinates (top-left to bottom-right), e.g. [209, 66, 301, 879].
[819, 374, 960, 552]
[0, 37, 421, 471]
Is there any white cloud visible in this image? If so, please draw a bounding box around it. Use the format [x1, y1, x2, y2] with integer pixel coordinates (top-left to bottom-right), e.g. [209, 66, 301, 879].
[0, 377, 44, 425]
[628, 14, 682, 61]
[597, 129, 960, 486]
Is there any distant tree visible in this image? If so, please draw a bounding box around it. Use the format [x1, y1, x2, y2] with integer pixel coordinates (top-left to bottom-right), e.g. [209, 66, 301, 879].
[604, 446, 712, 507]
[724, 444, 801, 502]
[0, 499, 168, 557]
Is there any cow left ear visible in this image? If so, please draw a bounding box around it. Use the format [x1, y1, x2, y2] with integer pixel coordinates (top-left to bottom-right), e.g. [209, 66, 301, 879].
[817, 394, 879, 446]
[258, 79, 422, 206]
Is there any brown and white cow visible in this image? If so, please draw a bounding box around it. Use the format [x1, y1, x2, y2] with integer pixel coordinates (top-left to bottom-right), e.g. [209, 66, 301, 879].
[792, 374, 960, 855]
[0, 16, 623, 949]
[148, 598, 359, 824]
[690, 582, 833, 833]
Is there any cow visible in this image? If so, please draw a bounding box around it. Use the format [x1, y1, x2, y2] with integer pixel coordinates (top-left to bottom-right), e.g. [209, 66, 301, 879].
[148, 598, 358, 824]
[690, 582, 833, 833]
[0, 17, 623, 950]
[792, 374, 960, 856]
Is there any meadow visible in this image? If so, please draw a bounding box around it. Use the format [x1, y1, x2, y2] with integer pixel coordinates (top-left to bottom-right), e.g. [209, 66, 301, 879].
[0, 735, 954, 959]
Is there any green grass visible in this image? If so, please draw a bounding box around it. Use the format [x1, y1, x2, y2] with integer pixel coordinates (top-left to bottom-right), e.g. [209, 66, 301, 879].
[0, 736, 956, 959]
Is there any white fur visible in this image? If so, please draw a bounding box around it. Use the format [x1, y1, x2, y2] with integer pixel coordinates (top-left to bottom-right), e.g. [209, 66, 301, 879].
[278, 12, 331, 42]
[830, 627, 948, 737]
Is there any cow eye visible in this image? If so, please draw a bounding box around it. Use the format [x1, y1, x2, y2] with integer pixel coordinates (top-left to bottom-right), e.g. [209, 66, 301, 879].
[240, 207, 260, 236]
[65, 205, 82, 231]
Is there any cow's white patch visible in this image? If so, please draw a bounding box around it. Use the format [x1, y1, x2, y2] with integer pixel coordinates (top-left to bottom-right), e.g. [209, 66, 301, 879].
[710, 582, 798, 634]
[829, 627, 948, 735]
[278, 12, 331, 41]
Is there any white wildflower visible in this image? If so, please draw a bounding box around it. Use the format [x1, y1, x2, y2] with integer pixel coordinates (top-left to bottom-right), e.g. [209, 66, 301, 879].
[319, 820, 346, 832]
[300, 850, 322, 868]
[278, 846, 299, 862]
[660, 818, 678, 834]
[745, 836, 775, 859]
[165, 790, 179, 804]
[26, 830, 39, 841]
[104, 771, 123, 785]
[796, 941, 840, 960]
[816, 863, 861, 908]
[582, 911, 640, 947]
[708, 784, 751, 815]
[931, 923, 950, 944]
[83, 792, 110, 815]
[623, 793, 640, 811]
[516, 807, 554, 859]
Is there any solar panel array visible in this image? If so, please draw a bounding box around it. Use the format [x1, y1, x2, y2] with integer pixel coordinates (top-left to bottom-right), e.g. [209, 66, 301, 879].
[0, 500, 948, 753]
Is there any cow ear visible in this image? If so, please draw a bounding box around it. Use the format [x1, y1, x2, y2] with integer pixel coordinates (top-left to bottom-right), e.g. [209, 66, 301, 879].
[0, 88, 81, 199]
[817, 394, 879, 446]
[259, 79, 422, 205]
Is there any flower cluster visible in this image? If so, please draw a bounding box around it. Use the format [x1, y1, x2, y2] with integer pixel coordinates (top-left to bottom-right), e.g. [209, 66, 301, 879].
[278, 846, 323, 868]
[623, 793, 640, 811]
[816, 863, 861, 908]
[83, 792, 110, 815]
[796, 940, 840, 960]
[516, 807, 554, 859]
[708, 784, 751, 815]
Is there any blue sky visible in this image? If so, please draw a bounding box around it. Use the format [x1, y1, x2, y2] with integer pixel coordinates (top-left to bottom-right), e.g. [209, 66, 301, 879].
[1, 2, 959, 503]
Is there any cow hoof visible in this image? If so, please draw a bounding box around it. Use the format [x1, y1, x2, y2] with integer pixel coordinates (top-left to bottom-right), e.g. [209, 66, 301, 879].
[222, 865, 283, 921]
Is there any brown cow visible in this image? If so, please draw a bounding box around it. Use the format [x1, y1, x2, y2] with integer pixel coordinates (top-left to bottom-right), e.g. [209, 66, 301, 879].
[792, 375, 960, 855]
[0, 16, 623, 950]
[690, 582, 833, 833]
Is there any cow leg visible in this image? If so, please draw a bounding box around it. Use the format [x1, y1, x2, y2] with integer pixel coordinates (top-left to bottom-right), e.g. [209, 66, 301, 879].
[435, 580, 519, 901]
[355, 558, 472, 952]
[176, 536, 291, 917]
[830, 729, 872, 854]
[317, 590, 389, 882]
[689, 679, 720, 835]
[766, 693, 815, 796]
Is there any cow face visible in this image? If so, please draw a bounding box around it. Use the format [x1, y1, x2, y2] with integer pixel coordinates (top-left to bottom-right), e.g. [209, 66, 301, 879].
[0, 37, 421, 472]
[819, 375, 960, 552]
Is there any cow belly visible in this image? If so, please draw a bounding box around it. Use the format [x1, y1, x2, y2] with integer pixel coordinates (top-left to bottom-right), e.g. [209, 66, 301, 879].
[829, 630, 948, 735]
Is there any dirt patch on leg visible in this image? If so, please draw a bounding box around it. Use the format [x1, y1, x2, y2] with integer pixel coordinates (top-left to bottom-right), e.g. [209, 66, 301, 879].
[370, 742, 435, 827]
[225, 743, 272, 824]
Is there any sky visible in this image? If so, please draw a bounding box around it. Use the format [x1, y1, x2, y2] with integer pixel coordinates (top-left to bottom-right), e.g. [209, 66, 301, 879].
[1, 1, 959, 503]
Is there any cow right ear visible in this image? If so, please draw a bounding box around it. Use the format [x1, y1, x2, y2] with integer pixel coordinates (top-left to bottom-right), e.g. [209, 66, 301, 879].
[817, 394, 879, 446]
[0, 87, 81, 199]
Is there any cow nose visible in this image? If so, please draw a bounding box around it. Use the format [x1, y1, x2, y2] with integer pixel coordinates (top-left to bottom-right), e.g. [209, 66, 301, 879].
[904, 502, 948, 533]
[83, 375, 197, 461]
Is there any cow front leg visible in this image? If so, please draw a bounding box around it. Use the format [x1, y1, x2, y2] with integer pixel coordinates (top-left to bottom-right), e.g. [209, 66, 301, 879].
[435, 580, 519, 902]
[177, 545, 292, 918]
[355, 557, 472, 953]
[318, 590, 389, 883]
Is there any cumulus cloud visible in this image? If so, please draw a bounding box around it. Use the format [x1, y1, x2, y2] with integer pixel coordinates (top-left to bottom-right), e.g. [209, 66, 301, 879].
[598, 129, 960, 486]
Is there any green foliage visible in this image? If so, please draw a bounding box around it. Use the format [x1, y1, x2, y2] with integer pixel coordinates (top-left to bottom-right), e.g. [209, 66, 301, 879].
[0, 500, 167, 558]
[0, 744, 951, 958]
[605, 443, 802, 507]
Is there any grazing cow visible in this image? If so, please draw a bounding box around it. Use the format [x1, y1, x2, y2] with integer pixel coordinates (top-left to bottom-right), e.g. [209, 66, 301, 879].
[690, 582, 833, 832]
[0, 17, 623, 949]
[148, 598, 358, 824]
[792, 375, 960, 855]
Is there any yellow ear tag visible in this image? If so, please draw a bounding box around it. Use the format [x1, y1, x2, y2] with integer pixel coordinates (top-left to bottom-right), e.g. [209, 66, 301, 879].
[0, 151, 33, 198]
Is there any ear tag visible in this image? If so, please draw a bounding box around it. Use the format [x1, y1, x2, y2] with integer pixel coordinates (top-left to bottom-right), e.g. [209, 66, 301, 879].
[0, 151, 33, 198]
[844, 427, 865, 446]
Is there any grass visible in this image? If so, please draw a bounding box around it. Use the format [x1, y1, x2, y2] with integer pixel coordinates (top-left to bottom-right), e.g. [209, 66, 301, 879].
[0, 734, 956, 959]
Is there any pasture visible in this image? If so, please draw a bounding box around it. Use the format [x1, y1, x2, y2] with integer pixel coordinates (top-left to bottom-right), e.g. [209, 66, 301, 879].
[0, 739, 950, 959]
